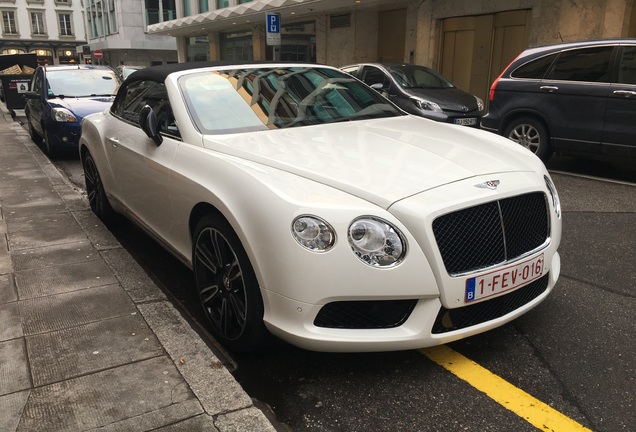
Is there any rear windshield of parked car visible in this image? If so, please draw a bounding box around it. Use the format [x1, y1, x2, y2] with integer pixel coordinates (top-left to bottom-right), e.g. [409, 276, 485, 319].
[179, 66, 403, 134]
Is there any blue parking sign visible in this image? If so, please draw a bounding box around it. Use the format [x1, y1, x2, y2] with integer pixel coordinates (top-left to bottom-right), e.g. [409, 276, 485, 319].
[266, 13, 281, 46]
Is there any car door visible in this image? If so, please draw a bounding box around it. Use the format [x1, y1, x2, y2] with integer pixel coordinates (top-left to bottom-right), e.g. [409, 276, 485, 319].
[26, 68, 45, 135]
[105, 79, 182, 240]
[602, 45, 636, 157]
[539, 45, 614, 155]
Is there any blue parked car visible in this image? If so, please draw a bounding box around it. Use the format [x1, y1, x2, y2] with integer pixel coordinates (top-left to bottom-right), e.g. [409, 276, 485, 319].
[24, 65, 120, 157]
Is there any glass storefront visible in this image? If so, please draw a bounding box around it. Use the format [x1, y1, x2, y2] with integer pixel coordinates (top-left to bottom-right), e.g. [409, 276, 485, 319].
[186, 36, 209, 62]
[220, 30, 253, 61]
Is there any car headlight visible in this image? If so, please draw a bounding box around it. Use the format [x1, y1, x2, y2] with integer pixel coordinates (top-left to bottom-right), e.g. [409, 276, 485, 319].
[411, 97, 442, 112]
[52, 107, 78, 123]
[348, 217, 406, 267]
[475, 96, 484, 112]
[544, 175, 561, 219]
[292, 216, 335, 252]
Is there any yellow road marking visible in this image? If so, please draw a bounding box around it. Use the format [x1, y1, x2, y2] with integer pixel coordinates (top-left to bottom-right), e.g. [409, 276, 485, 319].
[420, 345, 592, 432]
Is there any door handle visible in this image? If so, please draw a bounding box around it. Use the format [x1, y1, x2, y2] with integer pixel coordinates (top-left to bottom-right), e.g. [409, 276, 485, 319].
[107, 137, 120, 147]
[540, 86, 559, 92]
[613, 90, 636, 97]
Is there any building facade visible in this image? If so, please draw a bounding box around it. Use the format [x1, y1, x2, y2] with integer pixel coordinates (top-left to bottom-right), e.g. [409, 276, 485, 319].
[85, 0, 177, 67]
[0, 0, 87, 65]
[147, 0, 636, 103]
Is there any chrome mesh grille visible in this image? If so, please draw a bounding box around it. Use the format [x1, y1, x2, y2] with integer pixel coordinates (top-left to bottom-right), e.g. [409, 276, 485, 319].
[432, 192, 549, 275]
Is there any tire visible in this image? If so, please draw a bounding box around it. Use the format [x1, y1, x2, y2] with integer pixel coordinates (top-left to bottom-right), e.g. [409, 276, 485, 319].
[503, 117, 552, 162]
[82, 151, 116, 225]
[192, 214, 269, 352]
[43, 131, 57, 159]
[26, 114, 41, 143]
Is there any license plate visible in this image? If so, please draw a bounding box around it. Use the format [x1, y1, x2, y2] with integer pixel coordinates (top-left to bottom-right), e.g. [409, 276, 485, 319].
[465, 254, 544, 303]
[454, 117, 477, 126]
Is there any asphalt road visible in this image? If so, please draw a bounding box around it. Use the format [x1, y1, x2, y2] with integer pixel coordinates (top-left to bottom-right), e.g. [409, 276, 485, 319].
[17, 115, 636, 432]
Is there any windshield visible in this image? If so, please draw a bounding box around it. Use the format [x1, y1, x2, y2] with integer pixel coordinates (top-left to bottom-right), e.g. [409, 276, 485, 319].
[179, 66, 403, 134]
[386, 65, 455, 89]
[46, 69, 120, 98]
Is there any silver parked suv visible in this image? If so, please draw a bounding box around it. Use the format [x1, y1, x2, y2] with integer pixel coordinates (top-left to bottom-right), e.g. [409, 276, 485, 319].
[481, 39, 636, 162]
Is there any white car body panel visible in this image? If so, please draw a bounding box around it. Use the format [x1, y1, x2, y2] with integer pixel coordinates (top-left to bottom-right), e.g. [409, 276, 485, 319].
[80, 63, 562, 352]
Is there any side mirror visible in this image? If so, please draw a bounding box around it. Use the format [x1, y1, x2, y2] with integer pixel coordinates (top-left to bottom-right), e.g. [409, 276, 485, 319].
[139, 105, 163, 146]
[23, 91, 39, 100]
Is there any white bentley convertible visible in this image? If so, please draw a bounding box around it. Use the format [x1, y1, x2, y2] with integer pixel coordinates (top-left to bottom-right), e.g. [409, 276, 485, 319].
[80, 63, 561, 352]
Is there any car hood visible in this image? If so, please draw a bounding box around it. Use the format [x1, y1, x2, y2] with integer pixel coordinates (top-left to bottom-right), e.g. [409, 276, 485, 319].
[49, 96, 115, 120]
[406, 87, 479, 113]
[203, 116, 542, 209]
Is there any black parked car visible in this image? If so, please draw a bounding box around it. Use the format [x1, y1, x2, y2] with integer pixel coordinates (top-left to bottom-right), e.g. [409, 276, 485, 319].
[482, 39, 636, 162]
[341, 63, 485, 126]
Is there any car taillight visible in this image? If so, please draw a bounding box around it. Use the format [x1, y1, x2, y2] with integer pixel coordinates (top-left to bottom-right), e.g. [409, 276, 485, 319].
[489, 54, 521, 101]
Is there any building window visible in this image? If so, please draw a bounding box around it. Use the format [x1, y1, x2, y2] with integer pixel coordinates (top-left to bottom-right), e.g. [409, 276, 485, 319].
[88, 0, 117, 39]
[163, 0, 176, 21]
[145, 0, 160, 25]
[238, 0, 251, 3]
[199, 0, 208, 13]
[216, 0, 228, 9]
[55, 0, 72, 5]
[30, 11, 46, 35]
[58, 12, 73, 36]
[182, 0, 191, 16]
[1, 10, 18, 35]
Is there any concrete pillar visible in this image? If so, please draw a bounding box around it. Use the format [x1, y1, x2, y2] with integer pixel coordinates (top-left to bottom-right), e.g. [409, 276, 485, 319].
[208, 32, 220, 61]
[315, 14, 328, 65]
[251, 24, 266, 60]
[176, 36, 187, 63]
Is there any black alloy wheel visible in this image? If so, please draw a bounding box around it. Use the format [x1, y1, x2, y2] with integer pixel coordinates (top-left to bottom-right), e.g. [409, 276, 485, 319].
[82, 151, 115, 224]
[193, 214, 268, 352]
[503, 116, 552, 162]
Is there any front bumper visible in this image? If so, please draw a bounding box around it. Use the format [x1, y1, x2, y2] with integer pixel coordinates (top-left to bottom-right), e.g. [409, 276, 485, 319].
[262, 252, 559, 352]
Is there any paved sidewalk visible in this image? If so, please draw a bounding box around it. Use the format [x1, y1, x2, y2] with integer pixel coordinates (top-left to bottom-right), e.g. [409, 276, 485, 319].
[0, 107, 277, 431]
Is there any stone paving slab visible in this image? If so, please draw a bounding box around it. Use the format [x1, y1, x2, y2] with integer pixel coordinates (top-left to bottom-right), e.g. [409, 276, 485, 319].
[8, 225, 88, 251]
[92, 399, 209, 432]
[0, 390, 30, 432]
[0, 338, 30, 396]
[100, 248, 167, 303]
[0, 302, 22, 341]
[17, 356, 199, 431]
[0, 274, 17, 303]
[26, 314, 164, 387]
[10, 240, 98, 271]
[19, 284, 137, 335]
[5, 212, 78, 233]
[15, 259, 118, 299]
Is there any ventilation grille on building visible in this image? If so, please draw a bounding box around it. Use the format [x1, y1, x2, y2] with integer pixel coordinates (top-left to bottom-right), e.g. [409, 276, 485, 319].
[330, 13, 351, 29]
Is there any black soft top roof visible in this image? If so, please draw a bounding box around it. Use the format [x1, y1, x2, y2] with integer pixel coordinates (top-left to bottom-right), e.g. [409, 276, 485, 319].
[122, 60, 284, 84]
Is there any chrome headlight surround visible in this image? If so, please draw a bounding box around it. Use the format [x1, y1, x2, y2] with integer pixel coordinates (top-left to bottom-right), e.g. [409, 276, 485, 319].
[544, 175, 561, 219]
[410, 97, 442, 112]
[475, 95, 484, 112]
[291, 215, 336, 252]
[348, 217, 407, 267]
[52, 107, 78, 123]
